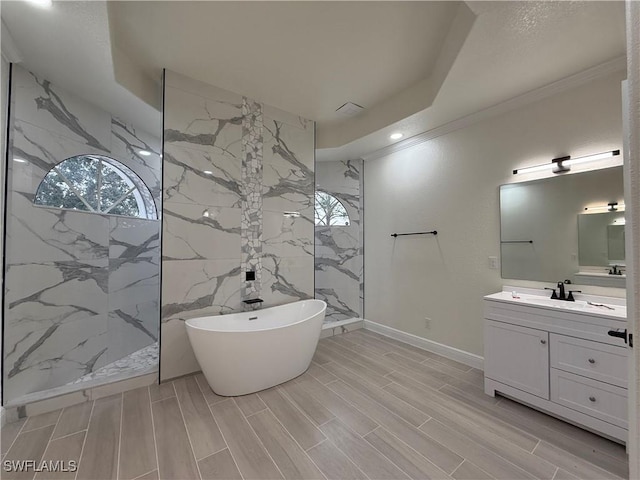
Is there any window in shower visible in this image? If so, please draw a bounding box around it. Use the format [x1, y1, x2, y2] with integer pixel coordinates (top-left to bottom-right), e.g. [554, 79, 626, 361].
[314, 191, 350, 226]
[35, 154, 158, 219]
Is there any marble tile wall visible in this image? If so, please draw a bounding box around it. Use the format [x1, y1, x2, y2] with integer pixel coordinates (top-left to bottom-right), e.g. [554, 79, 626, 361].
[3, 65, 161, 404]
[314, 159, 364, 322]
[161, 71, 315, 380]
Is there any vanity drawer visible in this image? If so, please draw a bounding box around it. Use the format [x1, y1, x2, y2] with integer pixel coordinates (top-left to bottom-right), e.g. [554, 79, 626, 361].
[550, 334, 627, 388]
[550, 369, 627, 429]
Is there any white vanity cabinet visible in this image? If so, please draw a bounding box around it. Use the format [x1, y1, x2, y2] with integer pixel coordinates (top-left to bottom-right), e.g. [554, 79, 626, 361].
[484, 320, 549, 398]
[484, 290, 628, 443]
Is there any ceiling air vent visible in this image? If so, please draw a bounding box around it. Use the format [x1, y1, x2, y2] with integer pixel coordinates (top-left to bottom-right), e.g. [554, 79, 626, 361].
[335, 102, 365, 117]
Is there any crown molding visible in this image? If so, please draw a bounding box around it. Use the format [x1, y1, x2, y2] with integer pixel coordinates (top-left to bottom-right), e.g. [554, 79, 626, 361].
[1, 20, 23, 64]
[362, 56, 627, 162]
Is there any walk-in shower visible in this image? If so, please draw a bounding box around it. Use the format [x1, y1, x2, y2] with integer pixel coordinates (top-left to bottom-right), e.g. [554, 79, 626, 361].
[2, 64, 162, 406]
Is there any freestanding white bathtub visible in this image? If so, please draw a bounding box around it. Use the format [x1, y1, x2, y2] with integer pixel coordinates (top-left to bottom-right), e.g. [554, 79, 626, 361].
[185, 299, 326, 396]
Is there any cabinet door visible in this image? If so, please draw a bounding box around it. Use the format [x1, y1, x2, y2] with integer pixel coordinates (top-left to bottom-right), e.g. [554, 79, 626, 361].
[484, 319, 550, 399]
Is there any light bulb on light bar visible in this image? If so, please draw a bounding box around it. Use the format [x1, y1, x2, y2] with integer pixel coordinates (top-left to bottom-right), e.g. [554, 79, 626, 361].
[564, 150, 620, 167]
[23, 0, 52, 8]
[513, 150, 620, 175]
[511, 163, 553, 175]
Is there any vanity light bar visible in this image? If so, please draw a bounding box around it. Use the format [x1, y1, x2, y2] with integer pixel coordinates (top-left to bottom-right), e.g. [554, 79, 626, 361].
[513, 150, 620, 175]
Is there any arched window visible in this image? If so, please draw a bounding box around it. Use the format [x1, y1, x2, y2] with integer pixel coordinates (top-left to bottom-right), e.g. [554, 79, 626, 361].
[314, 191, 350, 226]
[34, 154, 157, 220]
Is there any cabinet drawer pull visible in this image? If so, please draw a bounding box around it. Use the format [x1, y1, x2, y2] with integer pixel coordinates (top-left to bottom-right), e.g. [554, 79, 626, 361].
[589, 396, 596, 402]
[540, 339, 547, 344]
[588, 358, 596, 364]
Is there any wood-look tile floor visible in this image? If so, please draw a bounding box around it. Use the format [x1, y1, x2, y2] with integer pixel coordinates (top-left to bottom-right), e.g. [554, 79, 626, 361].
[2, 329, 629, 480]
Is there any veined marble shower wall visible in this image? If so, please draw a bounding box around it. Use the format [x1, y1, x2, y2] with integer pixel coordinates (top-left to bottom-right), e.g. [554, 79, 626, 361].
[315, 160, 364, 322]
[161, 71, 315, 380]
[3, 65, 161, 404]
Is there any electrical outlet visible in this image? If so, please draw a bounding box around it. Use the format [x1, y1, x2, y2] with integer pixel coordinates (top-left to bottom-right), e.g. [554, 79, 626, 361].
[424, 317, 431, 330]
[488, 256, 499, 270]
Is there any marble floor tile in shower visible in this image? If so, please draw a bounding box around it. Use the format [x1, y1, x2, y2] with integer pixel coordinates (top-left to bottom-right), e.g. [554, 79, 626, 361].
[1, 331, 629, 480]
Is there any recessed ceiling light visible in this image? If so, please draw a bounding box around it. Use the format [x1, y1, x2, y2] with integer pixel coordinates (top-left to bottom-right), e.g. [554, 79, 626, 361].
[13, 158, 27, 163]
[203, 170, 213, 175]
[390, 133, 403, 140]
[24, 0, 52, 8]
[138, 150, 152, 156]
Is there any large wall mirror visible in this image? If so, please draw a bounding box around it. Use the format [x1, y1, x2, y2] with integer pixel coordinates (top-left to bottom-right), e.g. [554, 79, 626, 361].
[500, 166, 624, 288]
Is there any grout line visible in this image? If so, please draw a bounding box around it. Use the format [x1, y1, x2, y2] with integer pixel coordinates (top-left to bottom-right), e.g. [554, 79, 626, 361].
[361, 425, 380, 437]
[174, 381, 204, 480]
[32, 411, 59, 480]
[277, 385, 330, 432]
[551, 466, 560, 480]
[239, 398, 287, 480]
[74, 400, 95, 480]
[49, 428, 88, 442]
[327, 363, 432, 428]
[8, 421, 55, 436]
[496, 398, 628, 465]
[207, 400, 243, 480]
[368, 421, 453, 479]
[197, 446, 229, 463]
[147, 386, 161, 480]
[304, 438, 327, 453]
[250, 398, 327, 480]
[449, 459, 466, 477]
[21, 409, 63, 434]
[363, 421, 447, 480]
[241, 405, 268, 418]
[531, 439, 541, 454]
[131, 468, 156, 480]
[32, 407, 63, 480]
[417, 417, 431, 429]
[116, 392, 124, 480]
[317, 417, 335, 428]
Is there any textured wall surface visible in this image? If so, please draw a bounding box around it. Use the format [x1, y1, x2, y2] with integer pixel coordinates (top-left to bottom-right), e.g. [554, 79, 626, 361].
[314, 159, 363, 322]
[161, 71, 314, 380]
[365, 70, 625, 357]
[3, 65, 161, 403]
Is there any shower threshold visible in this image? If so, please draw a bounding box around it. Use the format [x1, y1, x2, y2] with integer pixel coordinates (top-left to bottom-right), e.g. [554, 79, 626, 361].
[4, 343, 159, 409]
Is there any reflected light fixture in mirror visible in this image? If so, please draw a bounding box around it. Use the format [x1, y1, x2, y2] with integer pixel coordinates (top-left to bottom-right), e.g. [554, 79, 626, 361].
[23, 0, 52, 8]
[584, 202, 625, 213]
[513, 149, 620, 175]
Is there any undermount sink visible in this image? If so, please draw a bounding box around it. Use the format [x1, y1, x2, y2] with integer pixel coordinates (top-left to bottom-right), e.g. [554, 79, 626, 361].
[485, 290, 626, 320]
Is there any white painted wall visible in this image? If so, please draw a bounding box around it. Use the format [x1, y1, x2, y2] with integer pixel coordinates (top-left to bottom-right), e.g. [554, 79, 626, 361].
[365, 70, 625, 357]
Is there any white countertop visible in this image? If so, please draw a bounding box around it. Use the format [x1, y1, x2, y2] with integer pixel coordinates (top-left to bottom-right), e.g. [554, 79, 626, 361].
[485, 287, 627, 321]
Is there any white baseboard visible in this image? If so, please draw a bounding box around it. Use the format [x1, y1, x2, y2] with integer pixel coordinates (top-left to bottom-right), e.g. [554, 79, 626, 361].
[363, 320, 484, 370]
[321, 318, 363, 338]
